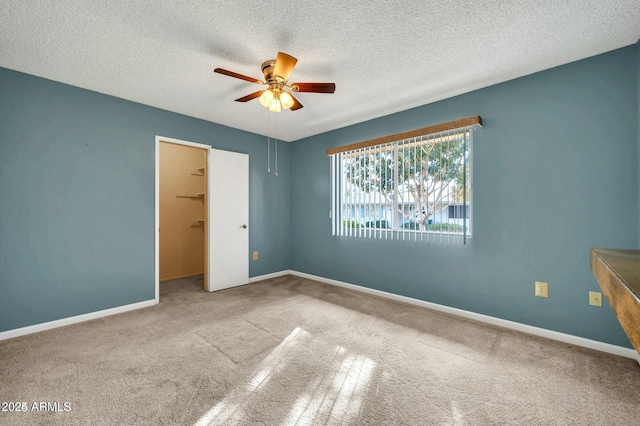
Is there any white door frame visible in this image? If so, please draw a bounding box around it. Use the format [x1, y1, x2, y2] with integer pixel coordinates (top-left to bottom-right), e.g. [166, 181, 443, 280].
[154, 135, 211, 303]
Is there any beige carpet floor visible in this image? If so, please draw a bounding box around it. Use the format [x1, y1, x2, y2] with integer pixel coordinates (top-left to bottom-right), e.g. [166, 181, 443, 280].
[1, 274, 639, 425]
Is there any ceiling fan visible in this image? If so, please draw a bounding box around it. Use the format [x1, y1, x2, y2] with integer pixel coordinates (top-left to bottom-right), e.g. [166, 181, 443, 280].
[214, 52, 336, 112]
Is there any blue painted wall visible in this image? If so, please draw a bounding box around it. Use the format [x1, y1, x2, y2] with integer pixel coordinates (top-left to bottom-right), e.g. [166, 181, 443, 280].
[290, 46, 639, 348]
[0, 68, 290, 332]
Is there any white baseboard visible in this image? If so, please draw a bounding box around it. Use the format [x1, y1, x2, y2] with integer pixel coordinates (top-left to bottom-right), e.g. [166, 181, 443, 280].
[0, 299, 156, 341]
[249, 269, 293, 283]
[288, 270, 639, 360]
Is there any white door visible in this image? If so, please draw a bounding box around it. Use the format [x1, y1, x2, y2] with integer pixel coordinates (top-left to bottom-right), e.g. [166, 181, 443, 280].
[207, 149, 249, 291]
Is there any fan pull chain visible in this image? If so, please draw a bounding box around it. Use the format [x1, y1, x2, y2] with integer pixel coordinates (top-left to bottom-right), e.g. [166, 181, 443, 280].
[267, 110, 271, 173]
[275, 111, 278, 176]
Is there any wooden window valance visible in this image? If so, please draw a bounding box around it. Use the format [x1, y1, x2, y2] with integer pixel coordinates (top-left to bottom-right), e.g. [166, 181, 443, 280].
[326, 116, 482, 156]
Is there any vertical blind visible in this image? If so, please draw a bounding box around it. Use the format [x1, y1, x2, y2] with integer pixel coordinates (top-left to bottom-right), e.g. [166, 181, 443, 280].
[328, 116, 481, 245]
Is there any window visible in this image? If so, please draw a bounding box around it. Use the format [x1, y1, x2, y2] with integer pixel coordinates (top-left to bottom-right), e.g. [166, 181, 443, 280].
[328, 116, 481, 244]
[448, 205, 468, 219]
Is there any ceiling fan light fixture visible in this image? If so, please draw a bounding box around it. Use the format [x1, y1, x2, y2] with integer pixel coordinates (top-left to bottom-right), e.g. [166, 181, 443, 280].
[268, 97, 281, 112]
[259, 89, 274, 107]
[279, 91, 294, 109]
[216, 52, 334, 114]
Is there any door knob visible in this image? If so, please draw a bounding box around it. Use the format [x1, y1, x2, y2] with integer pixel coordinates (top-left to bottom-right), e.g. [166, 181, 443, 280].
[241, 224, 247, 229]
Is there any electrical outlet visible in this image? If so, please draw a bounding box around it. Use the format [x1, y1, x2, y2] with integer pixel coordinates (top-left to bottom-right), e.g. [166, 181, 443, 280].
[589, 291, 602, 307]
[253, 251, 259, 261]
[535, 281, 548, 298]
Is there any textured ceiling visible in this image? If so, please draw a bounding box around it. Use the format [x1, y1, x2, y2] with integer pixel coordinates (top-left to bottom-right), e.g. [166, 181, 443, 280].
[1, 1, 639, 142]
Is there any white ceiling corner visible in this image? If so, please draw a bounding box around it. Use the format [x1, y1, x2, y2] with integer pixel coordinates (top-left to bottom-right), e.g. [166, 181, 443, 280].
[1, 0, 638, 141]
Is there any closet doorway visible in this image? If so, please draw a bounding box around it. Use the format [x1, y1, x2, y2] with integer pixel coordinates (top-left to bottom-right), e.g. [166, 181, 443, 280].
[158, 140, 208, 294]
[154, 136, 249, 302]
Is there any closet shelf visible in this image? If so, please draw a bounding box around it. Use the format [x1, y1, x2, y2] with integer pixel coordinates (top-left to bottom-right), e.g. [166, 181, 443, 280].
[176, 193, 205, 198]
[190, 167, 206, 176]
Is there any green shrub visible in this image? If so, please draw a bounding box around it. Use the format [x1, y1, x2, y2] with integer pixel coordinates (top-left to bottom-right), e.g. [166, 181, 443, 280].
[402, 221, 419, 230]
[400, 222, 464, 232]
[365, 220, 388, 229]
[427, 223, 463, 232]
[342, 219, 361, 228]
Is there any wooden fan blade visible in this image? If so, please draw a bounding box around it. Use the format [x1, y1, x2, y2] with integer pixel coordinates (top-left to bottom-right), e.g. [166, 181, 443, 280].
[273, 52, 298, 82]
[214, 68, 262, 84]
[289, 93, 303, 111]
[235, 91, 264, 102]
[291, 82, 336, 93]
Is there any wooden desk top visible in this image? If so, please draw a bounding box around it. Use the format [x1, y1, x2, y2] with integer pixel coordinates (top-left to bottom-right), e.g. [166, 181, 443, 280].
[591, 248, 640, 299]
[590, 248, 640, 357]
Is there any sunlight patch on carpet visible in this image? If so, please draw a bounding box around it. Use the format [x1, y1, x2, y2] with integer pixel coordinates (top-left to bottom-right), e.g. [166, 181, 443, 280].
[193, 327, 377, 426]
[284, 347, 376, 425]
[193, 327, 309, 426]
